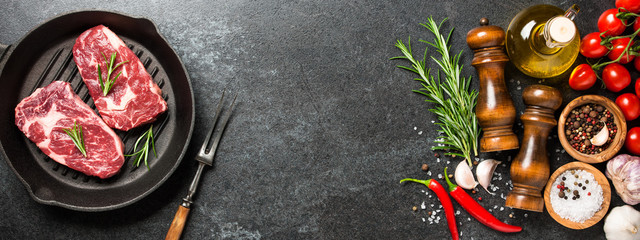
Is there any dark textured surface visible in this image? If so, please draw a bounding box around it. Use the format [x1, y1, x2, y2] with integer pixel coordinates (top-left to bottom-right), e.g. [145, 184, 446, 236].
[1, 0, 638, 239]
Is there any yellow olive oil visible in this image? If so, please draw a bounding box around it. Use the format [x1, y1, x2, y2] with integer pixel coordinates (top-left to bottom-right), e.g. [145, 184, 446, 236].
[506, 4, 580, 79]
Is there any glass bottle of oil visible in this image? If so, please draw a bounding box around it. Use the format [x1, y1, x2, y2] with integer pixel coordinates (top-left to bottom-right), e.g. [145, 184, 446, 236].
[505, 4, 580, 79]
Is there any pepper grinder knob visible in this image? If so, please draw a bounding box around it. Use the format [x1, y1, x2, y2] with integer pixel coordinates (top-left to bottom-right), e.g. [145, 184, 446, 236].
[466, 18, 519, 152]
[506, 85, 562, 212]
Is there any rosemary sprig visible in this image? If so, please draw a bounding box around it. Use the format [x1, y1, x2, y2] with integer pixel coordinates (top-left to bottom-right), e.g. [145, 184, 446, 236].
[63, 121, 87, 157]
[391, 17, 480, 166]
[97, 52, 128, 96]
[126, 125, 157, 169]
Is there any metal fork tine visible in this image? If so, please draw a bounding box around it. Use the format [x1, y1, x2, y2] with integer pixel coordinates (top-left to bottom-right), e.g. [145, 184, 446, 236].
[206, 93, 237, 157]
[199, 90, 226, 154]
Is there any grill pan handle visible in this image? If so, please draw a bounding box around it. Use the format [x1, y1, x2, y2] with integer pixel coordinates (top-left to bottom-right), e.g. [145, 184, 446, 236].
[0, 43, 11, 73]
[0, 43, 7, 55]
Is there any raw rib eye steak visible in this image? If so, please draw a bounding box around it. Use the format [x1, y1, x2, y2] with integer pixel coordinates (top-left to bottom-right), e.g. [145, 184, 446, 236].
[15, 81, 125, 179]
[73, 25, 167, 131]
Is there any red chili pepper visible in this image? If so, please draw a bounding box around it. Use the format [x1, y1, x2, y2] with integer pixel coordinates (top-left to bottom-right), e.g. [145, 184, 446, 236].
[444, 167, 522, 233]
[400, 178, 459, 240]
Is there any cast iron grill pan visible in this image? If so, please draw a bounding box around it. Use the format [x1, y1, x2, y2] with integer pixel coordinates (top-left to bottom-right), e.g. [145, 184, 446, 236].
[0, 11, 195, 211]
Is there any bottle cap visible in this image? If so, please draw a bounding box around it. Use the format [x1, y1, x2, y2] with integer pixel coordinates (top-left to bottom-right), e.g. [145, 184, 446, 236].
[547, 16, 576, 44]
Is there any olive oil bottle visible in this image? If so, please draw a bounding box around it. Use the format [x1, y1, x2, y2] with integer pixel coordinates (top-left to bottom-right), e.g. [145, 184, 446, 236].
[505, 4, 580, 78]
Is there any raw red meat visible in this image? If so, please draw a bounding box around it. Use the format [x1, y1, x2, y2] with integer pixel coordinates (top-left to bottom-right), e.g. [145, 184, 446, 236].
[73, 25, 167, 131]
[15, 81, 124, 179]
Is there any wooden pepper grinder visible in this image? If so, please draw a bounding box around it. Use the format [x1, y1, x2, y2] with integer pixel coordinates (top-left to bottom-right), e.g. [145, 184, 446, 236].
[466, 18, 519, 152]
[506, 85, 562, 212]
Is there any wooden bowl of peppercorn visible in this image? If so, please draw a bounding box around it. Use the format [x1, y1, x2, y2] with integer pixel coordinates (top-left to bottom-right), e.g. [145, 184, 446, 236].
[558, 95, 627, 164]
[544, 161, 611, 229]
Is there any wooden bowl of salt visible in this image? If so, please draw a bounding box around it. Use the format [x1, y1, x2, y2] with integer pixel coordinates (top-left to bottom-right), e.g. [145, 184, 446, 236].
[543, 161, 611, 229]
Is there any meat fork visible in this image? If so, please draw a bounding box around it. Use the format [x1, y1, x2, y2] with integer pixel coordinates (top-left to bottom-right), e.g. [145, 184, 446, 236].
[166, 91, 237, 240]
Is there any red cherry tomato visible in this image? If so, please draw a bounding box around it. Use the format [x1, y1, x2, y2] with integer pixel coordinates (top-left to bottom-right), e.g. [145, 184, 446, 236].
[635, 55, 640, 72]
[636, 78, 640, 96]
[568, 64, 597, 90]
[616, 93, 640, 120]
[617, 0, 640, 13]
[580, 32, 609, 58]
[626, 127, 640, 155]
[599, 9, 627, 37]
[602, 63, 631, 92]
[608, 38, 635, 64]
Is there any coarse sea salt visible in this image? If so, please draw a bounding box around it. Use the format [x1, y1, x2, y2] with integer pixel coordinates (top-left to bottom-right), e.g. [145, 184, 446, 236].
[549, 169, 603, 223]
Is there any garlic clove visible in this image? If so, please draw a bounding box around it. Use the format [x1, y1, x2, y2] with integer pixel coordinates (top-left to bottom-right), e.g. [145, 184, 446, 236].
[455, 160, 477, 190]
[476, 159, 501, 193]
[591, 124, 609, 146]
[603, 205, 640, 240]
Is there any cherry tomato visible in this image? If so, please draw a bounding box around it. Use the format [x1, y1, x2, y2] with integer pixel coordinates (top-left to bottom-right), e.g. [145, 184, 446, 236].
[635, 55, 640, 72]
[617, 0, 640, 13]
[626, 127, 640, 155]
[580, 32, 608, 58]
[599, 9, 627, 37]
[602, 63, 631, 92]
[568, 64, 597, 90]
[636, 78, 640, 96]
[608, 38, 635, 64]
[616, 93, 640, 120]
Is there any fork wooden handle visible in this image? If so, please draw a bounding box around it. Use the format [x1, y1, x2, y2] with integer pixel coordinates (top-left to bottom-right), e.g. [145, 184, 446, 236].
[165, 205, 191, 240]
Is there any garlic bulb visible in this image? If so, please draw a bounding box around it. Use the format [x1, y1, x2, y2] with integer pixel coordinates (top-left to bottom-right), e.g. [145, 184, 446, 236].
[476, 159, 501, 193]
[590, 124, 609, 146]
[455, 160, 477, 190]
[606, 154, 640, 205]
[604, 205, 640, 240]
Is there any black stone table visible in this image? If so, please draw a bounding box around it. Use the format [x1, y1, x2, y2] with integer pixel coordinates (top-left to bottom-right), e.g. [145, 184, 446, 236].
[1, 0, 636, 239]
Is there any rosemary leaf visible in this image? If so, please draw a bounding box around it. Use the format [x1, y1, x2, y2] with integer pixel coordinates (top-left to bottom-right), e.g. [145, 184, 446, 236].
[97, 52, 128, 96]
[125, 125, 157, 169]
[63, 121, 87, 157]
[391, 17, 480, 166]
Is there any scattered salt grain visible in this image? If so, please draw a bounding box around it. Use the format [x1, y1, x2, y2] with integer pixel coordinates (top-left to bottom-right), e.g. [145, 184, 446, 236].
[418, 131, 423, 135]
[500, 207, 504, 211]
[421, 202, 426, 209]
[414, 127, 417, 130]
